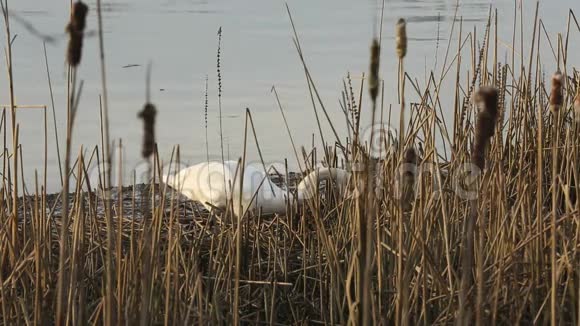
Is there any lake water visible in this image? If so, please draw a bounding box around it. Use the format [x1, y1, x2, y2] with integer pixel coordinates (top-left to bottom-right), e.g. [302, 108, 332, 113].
[1, 0, 578, 193]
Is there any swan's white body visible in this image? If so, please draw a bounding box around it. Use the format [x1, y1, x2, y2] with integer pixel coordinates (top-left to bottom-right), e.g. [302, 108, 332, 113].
[163, 160, 349, 216]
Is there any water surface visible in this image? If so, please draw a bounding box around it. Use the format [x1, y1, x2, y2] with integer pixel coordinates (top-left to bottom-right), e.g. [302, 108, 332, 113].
[1, 0, 578, 192]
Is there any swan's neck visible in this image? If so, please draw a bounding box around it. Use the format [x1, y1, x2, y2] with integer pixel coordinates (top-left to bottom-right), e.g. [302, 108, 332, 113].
[296, 168, 350, 201]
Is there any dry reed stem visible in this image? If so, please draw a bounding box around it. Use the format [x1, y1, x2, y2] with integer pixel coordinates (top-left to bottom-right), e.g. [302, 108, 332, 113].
[459, 86, 499, 326]
[55, 2, 88, 323]
[0, 0, 18, 273]
[573, 85, 580, 122]
[95, 0, 115, 323]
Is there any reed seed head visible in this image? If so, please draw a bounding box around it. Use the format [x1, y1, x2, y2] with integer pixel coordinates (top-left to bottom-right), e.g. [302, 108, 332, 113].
[472, 86, 499, 170]
[368, 38, 381, 102]
[395, 18, 407, 59]
[204, 75, 209, 129]
[217, 27, 223, 99]
[138, 103, 157, 159]
[549, 70, 564, 113]
[66, 1, 89, 67]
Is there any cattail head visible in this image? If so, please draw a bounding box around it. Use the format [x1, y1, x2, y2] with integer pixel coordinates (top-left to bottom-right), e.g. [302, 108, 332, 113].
[403, 147, 417, 166]
[549, 70, 564, 113]
[473, 86, 499, 138]
[472, 86, 499, 170]
[368, 38, 381, 102]
[395, 18, 407, 59]
[139, 103, 157, 159]
[400, 146, 417, 212]
[66, 1, 89, 67]
[70, 1, 89, 31]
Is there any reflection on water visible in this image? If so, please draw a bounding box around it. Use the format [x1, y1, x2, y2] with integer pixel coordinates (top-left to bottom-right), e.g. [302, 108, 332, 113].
[16, 10, 49, 16]
[161, 9, 221, 14]
[99, 2, 132, 13]
[2, 0, 579, 192]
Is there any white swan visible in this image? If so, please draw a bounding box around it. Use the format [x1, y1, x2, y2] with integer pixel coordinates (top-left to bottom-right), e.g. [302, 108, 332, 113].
[163, 160, 350, 216]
